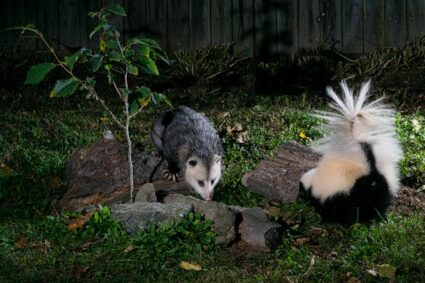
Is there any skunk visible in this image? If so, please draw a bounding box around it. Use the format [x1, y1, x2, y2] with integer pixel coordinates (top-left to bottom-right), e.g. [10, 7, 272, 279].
[151, 106, 223, 201]
[299, 80, 403, 224]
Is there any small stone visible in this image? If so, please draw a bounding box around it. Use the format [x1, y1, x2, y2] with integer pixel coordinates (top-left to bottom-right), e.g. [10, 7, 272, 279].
[163, 194, 237, 246]
[110, 202, 192, 234]
[238, 207, 283, 252]
[134, 183, 157, 203]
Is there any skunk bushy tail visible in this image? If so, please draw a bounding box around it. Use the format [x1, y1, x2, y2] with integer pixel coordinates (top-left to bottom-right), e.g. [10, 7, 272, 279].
[313, 80, 403, 194]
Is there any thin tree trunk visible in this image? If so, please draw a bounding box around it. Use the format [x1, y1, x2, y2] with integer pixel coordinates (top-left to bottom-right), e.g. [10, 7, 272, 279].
[124, 101, 134, 202]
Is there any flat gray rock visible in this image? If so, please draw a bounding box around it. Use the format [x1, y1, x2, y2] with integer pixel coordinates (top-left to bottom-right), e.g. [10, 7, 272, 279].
[237, 207, 283, 252]
[163, 194, 237, 246]
[134, 183, 157, 203]
[242, 142, 320, 202]
[111, 202, 192, 234]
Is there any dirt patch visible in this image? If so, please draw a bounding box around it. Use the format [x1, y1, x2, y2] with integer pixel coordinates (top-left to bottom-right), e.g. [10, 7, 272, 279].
[389, 187, 425, 216]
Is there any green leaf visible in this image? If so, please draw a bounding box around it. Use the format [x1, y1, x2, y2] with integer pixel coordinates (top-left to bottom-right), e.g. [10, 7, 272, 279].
[105, 4, 126, 16]
[153, 92, 171, 106]
[88, 11, 98, 18]
[124, 49, 135, 59]
[110, 50, 123, 61]
[24, 63, 56, 85]
[106, 39, 119, 49]
[151, 49, 170, 65]
[50, 78, 80, 97]
[128, 64, 138, 76]
[128, 38, 160, 49]
[64, 51, 81, 70]
[136, 86, 152, 98]
[120, 88, 131, 97]
[140, 56, 159, 76]
[129, 100, 139, 116]
[136, 86, 152, 107]
[139, 45, 150, 57]
[90, 23, 104, 39]
[91, 54, 103, 72]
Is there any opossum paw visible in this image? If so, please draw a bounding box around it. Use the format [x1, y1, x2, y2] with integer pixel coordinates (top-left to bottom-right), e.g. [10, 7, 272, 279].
[162, 169, 179, 182]
[171, 173, 179, 182]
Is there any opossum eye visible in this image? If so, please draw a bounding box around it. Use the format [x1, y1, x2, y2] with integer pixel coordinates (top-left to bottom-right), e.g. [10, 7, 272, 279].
[188, 160, 197, 167]
[211, 179, 215, 185]
[198, 181, 205, 187]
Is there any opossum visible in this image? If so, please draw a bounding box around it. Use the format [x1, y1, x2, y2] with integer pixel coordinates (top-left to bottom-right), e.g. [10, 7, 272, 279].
[151, 106, 223, 201]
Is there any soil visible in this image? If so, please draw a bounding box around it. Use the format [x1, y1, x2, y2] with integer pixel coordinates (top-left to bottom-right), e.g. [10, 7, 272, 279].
[389, 187, 425, 216]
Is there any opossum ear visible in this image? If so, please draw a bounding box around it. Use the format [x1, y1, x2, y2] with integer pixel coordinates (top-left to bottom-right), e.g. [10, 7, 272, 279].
[214, 155, 221, 163]
[188, 159, 197, 167]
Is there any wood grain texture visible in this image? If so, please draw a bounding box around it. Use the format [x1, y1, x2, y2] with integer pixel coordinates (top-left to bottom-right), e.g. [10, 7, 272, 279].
[276, 0, 298, 53]
[255, 0, 277, 56]
[59, 0, 81, 49]
[145, 0, 168, 50]
[364, 0, 385, 51]
[8, 0, 37, 50]
[168, 0, 190, 51]
[406, 0, 425, 41]
[190, 0, 210, 49]
[124, 0, 147, 40]
[299, 0, 321, 49]
[341, 0, 363, 53]
[2, 1, 425, 54]
[320, 0, 342, 47]
[36, 0, 59, 49]
[233, 0, 254, 56]
[102, 0, 125, 39]
[80, 0, 102, 48]
[385, 0, 407, 48]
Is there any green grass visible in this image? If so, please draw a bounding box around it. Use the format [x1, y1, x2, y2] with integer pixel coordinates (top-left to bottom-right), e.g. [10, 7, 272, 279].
[0, 87, 424, 282]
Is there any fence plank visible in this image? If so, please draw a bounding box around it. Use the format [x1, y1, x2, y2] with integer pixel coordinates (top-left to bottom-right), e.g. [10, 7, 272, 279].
[233, 0, 254, 56]
[276, 0, 298, 53]
[80, 0, 102, 48]
[168, 0, 190, 51]
[191, 0, 210, 49]
[341, 0, 363, 53]
[145, 0, 168, 50]
[364, 0, 385, 52]
[7, 0, 37, 50]
[102, 0, 125, 39]
[36, 0, 59, 49]
[406, 0, 425, 41]
[385, 0, 407, 48]
[125, 0, 146, 40]
[255, 0, 277, 56]
[299, 0, 321, 49]
[211, 0, 229, 44]
[59, 0, 81, 49]
[3, 1, 425, 55]
[320, 0, 342, 47]
[2, 0, 13, 48]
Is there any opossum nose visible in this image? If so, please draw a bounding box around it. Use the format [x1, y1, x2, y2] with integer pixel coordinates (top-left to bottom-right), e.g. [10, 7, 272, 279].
[203, 194, 212, 201]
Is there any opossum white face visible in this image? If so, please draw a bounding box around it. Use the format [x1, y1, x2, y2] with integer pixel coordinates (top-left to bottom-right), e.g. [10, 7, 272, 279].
[185, 155, 222, 201]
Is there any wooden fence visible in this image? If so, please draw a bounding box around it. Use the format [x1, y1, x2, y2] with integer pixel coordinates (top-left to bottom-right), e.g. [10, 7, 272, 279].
[2, 0, 425, 55]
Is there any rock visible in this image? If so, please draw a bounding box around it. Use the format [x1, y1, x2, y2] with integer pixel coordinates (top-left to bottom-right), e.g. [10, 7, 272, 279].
[110, 202, 193, 235]
[163, 194, 237, 246]
[134, 183, 157, 203]
[237, 207, 283, 252]
[242, 142, 320, 202]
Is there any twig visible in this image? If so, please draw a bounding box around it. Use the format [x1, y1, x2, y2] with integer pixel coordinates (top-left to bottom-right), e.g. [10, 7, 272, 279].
[90, 88, 125, 129]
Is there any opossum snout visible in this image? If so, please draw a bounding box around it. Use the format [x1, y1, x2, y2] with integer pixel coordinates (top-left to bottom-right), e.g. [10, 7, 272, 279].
[202, 191, 213, 201]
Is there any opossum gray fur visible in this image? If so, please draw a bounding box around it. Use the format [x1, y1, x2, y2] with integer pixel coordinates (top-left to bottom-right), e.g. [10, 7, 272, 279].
[151, 106, 223, 200]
